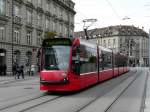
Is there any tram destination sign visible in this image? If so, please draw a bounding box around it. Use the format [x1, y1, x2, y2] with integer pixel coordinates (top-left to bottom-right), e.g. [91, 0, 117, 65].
[42, 38, 72, 47]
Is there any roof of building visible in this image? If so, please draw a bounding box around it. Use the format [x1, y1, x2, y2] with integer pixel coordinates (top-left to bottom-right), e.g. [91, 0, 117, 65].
[74, 25, 149, 38]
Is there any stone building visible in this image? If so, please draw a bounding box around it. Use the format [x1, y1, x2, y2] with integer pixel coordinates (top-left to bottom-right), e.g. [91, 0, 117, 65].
[74, 25, 149, 67]
[0, 0, 75, 74]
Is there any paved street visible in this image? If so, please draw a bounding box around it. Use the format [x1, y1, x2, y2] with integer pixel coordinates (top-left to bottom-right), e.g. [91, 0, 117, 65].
[0, 67, 149, 112]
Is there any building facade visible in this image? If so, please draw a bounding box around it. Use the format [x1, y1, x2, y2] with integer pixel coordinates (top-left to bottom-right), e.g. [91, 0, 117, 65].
[0, 0, 75, 74]
[74, 25, 149, 67]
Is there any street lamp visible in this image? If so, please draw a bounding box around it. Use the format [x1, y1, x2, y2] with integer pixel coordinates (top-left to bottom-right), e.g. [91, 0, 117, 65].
[149, 29, 150, 69]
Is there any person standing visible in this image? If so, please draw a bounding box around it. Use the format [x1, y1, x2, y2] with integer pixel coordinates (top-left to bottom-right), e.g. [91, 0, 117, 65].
[15, 64, 20, 79]
[13, 63, 17, 76]
[0, 64, 2, 75]
[31, 65, 35, 76]
[3, 64, 7, 75]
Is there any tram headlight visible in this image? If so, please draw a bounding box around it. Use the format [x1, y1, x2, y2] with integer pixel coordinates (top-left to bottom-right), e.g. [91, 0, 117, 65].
[61, 73, 67, 78]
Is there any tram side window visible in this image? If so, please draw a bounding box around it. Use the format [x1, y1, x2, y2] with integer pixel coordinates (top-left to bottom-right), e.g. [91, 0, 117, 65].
[115, 53, 127, 67]
[100, 51, 112, 70]
[72, 46, 80, 74]
[80, 45, 97, 73]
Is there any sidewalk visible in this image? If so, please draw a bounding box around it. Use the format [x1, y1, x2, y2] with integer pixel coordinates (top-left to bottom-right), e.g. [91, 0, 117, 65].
[0, 74, 38, 81]
[144, 68, 150, 112]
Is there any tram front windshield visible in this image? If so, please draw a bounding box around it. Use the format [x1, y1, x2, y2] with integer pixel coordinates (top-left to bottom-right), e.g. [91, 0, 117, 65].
[43, 46, 70, 71]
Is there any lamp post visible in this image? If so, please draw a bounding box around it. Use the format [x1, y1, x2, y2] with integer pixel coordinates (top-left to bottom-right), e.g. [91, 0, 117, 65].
[12, 0, 14, 75]
[149, 29, 150, 69]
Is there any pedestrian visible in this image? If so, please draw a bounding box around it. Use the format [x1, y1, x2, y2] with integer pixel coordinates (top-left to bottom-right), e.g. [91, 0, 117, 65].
[0, 64, 2, 75]
[13, 63, 17, 76]
[1, 65, 4, 75]
[3, 64, 7, 75]
[27, 66, 31, 76]
[15, 64, 20, 79]
[20, 65, 24, 79]
[31, 65, 35, 76]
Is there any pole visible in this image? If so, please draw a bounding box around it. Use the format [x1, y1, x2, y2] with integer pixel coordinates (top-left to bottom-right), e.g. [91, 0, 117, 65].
[149, 29, 150, 69]
[12, 0, 14, 75]
[84, 28, 89, 40]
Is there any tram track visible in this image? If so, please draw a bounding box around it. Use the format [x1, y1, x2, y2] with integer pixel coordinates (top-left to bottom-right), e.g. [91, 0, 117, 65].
[18, 69, 138, 112]
[0, 92, 62, 112]
[104, 70, 144, 112]
[0, 90, 41, 102]
[75, 69, 142, 112]
[0, 83, 39, 88]
[0, 68, 139, 112]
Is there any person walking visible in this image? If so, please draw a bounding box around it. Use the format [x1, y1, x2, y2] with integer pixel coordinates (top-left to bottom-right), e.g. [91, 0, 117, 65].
[20, 65, 24, 79]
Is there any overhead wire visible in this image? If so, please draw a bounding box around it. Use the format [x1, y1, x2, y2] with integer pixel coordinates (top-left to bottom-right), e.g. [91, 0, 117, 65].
[105, 0, 121, 20]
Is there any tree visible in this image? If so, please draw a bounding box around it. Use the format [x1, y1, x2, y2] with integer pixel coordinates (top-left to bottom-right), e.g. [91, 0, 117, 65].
[44, 32, 57, 39]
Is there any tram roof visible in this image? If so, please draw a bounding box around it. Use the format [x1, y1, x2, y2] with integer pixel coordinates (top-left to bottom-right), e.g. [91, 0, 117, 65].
[80, 39, 97, 49]
[79, 39, 112, 52]
[99, 46, 112, 52]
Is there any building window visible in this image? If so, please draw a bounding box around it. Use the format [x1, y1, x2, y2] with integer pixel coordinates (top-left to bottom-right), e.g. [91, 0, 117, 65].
[46, 2, 49, 11]
[59, 23, 63, 34]
[14, 29, 20, 43]
[113, 39, 116, 48]
[59, 8, 63, 17]
[14, 5, 20, 17]
[0, 0, 4, 15]
[52, 21, 56, 31]
[37, 14, 42, 27]
[26, 31, 32, 45]
[14, 50, 20, 64]
[37, 0, 42, 7]
[27, 0, 32, 2]
[53, 6, 56, 14]
[45, 18, 49, 29]
[108, 39, 111, 48]
[0, 26, 5, 41]
[64, 26, 67, 36]
[27, 10, 32, 24]
[0, 27, 4, 40]
[103, 40, 106, 47]
[37, 33, 42, 45]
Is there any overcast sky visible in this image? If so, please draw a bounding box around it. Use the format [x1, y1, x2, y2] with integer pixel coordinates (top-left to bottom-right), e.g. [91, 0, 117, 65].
[72, 0, 150, 33]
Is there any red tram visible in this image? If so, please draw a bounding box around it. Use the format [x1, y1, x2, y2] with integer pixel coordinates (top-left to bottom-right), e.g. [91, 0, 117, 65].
[38, 37, 129, 92]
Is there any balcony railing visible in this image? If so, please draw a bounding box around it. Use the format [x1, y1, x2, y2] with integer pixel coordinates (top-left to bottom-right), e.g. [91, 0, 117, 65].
[13, 16, 22, 25]
[45, 11, 52, 17]
[14, 0, 23, 4]
[25, 1, 34, 9]
[36, 7, 44, 13]
[26, 22, 33, 29]
[0, 14, 10, 22]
